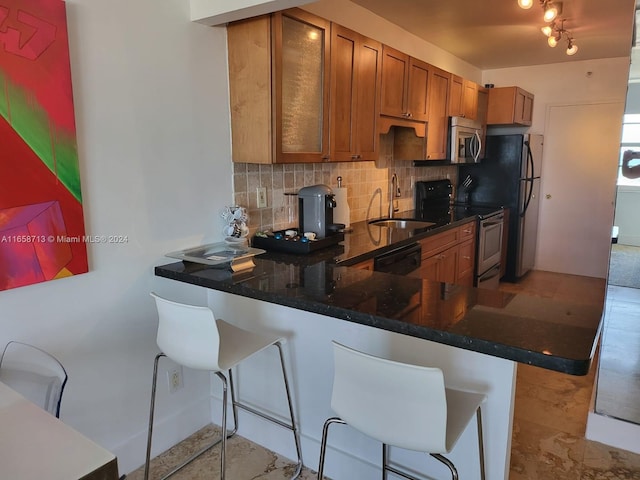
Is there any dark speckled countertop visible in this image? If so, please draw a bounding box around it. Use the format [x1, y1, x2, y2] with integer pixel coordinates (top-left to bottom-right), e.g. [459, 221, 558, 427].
[155, 210, 603, 376]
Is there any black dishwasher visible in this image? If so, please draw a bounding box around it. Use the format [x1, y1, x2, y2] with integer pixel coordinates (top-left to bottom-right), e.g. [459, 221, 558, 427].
[373, 243, 422, 275]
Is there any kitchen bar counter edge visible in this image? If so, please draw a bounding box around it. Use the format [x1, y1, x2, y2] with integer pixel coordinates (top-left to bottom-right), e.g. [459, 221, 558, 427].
[155, 257, 602, 376]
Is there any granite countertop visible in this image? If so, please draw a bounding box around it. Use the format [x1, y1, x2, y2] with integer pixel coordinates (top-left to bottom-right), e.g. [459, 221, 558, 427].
[155, 210, 603, 376]
[319, 206, 492, 265]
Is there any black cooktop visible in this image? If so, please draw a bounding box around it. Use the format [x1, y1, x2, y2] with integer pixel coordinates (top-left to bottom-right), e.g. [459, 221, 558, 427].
[417, 204, 502, 224]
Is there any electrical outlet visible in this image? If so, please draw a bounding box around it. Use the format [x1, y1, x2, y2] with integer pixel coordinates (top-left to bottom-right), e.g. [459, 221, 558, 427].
[257, 187, 267, 208]
[167, 366, 183, 393]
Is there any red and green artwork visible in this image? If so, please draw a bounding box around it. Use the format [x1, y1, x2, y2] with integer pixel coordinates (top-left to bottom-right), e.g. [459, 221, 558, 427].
[0, 0, 88, 291]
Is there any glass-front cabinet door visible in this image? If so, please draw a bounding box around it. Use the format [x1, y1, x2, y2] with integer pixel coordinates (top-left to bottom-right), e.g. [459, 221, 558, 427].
[273, 10, 330, 163]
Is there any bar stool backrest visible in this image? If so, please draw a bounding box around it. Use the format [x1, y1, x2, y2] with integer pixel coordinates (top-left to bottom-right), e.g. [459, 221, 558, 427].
[0, 341, 67, 418]
[331, 341, 448, 453]
[151, 293, 221, 371]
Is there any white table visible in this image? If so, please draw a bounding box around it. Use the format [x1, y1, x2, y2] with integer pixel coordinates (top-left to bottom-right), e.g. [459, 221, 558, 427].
[0, 381, 119, 480]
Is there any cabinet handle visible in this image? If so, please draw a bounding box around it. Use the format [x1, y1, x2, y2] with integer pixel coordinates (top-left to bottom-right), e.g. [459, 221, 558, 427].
[351, 154, 359, 160]
[322, 154, 330, 161]
[463, 255, 471, 260]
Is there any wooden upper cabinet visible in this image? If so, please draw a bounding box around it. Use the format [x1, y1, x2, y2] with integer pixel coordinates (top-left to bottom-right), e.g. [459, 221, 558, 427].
[227, 9, 330, 164]
[274, 10, 331, 163]
[330, 25, 382, 162]
[487, 86, 534, 126]
[425, 65, 450, 160]
[448, 75, 478, 120]
[407, 58, 430, 121]
[448, 74, 464, 117]
[462, 80, 478, 120]
[380, 46, 429, 122]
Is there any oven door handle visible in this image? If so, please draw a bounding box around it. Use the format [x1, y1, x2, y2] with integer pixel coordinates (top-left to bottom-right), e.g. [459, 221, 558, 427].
[482, 220, 503, 227]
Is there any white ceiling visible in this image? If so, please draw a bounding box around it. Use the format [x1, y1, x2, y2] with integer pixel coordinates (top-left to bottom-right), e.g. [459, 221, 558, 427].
[349, 0, 637, 72]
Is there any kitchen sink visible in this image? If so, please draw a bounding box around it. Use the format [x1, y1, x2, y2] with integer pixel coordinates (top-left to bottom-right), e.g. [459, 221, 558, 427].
[368, 218, 436, 229]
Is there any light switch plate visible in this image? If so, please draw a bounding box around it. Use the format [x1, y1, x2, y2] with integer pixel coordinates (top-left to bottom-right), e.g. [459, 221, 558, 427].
[257, 187, 267, 208]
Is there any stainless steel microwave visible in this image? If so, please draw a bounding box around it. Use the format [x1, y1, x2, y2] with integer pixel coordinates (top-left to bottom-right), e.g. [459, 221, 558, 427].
[450, 116, 485, 164]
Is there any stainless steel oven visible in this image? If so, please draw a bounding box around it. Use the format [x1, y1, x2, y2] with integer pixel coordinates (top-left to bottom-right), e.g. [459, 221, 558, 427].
[476, 210, 504, 288]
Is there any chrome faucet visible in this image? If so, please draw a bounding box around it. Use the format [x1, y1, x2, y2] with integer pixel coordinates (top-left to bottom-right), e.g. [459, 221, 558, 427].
[389, 173, 400, 218]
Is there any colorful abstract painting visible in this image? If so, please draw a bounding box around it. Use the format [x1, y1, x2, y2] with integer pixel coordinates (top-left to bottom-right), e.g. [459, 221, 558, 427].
[0, 0, 87, 291]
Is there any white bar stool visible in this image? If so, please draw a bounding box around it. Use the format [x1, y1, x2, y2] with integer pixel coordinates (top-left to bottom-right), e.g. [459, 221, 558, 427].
[144, 292, 303, 480]
[317, 341, 486, 480]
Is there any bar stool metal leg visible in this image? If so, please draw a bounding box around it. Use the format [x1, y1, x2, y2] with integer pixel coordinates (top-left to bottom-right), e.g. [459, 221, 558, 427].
[477, 406, 486, 480]
[144, 356, 235, 480]
[430, 454, 459, 480]
[275, 342, 303, 479]
[317, 417, 346, 479]
[215, 372, 228, 480]
[144, 353, 166, 480]
[145, 344, 302, 480]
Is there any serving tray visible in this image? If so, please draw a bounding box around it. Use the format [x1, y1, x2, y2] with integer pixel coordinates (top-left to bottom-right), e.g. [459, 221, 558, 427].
[252, 231, 344, 254]
[165, 242, 265, 271]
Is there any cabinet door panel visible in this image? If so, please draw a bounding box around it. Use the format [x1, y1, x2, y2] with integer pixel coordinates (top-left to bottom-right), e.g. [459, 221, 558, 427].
[355, 38, 382, 160]
[380, 46, 409, 118]
[448, 74, 463, 117]
[462, 80, 478, 120]
[407, 58, 430, 121]
[439, 247, 458, 284]
[458, 239, 475, 281]
[275, 11, 330, 163]
[330, 29, 356, 161]
[330, 26, 381, 162]
[426, 66, 450, 160]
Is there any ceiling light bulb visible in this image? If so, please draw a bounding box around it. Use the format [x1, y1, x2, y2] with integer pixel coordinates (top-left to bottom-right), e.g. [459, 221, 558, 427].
[518, 0, 534, 9]
[541, 25, 553, 36]
[566, 41, 578, 55]
[548, 35, 558, 47]
[543, 3, 559, 22]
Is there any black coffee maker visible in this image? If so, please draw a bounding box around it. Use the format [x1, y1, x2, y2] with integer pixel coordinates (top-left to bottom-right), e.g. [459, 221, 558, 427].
[298, 185, 344, 238]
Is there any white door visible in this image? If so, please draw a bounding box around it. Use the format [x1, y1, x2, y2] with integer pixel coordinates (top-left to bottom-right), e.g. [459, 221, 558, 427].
[535, 102, 624, 278]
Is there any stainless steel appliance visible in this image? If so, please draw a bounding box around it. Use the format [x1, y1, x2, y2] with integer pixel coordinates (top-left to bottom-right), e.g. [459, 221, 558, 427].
[476, 211, 504, 289]
[373, 243, 422, 275]
[457, 133, 543, 282]
[449, 116, 485, 164]
[298, 184, 343, 238]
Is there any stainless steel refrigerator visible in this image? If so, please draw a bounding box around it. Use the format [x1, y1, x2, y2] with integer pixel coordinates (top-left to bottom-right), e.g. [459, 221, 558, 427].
[456, 134, 543, 282]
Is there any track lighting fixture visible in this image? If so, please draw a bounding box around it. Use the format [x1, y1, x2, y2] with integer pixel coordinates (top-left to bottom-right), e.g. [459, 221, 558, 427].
[542, 1, 562, 23]
[518, 0, 578, 56]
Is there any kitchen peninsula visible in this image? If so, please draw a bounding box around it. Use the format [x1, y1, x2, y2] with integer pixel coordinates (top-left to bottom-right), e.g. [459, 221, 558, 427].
[154, 214, 604, 480]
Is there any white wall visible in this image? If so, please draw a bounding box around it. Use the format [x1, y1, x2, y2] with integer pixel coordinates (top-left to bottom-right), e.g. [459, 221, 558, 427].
[1, 0, 233, 474]
[483, 58, 629, 276]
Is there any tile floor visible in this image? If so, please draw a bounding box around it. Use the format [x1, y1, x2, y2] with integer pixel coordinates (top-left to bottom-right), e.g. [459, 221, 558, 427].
[130, 271, 640, 480]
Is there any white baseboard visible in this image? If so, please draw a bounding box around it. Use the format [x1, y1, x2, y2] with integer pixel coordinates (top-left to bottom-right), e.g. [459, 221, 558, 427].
[616, 235, 640, 247]
[586, 411, 640, 454]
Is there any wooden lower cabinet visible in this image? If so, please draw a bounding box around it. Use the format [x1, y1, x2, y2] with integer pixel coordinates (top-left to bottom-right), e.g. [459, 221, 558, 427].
[411, 221, 476, 286]
[417, 245, 457, 283]
[457, 239, 475, 287]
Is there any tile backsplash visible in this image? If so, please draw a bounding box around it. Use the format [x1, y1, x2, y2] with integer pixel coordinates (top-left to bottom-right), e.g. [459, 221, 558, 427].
[233, 132, 459, 235]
